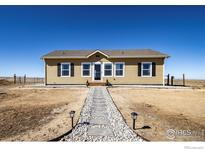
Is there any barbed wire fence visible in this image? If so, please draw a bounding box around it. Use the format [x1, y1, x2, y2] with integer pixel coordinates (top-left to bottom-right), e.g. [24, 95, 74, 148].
[165, 74, 186, 86]
[0, 74, 44, 85]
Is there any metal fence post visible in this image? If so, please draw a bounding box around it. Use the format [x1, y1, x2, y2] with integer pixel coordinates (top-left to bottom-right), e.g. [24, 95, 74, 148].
[24, 74, 26, 84]
[183, 74, 185, 86]
[167, 74, 170, 86]
[171, 76, 174, 86]
[14, 74, 16, 84]
[19, 77, 21, 84]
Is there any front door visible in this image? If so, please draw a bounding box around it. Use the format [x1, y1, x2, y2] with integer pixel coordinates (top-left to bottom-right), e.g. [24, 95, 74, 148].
[94, 64, 101, 81]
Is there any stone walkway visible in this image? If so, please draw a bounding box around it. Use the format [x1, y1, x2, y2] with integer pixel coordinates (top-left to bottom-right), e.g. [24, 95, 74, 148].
[61, 87, 143, 142]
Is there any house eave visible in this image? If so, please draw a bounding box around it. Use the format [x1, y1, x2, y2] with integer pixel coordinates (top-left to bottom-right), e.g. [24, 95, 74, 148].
[41, 56, 87, 60]
[42, 55, 169, 60]
[110, 55, 169, 58]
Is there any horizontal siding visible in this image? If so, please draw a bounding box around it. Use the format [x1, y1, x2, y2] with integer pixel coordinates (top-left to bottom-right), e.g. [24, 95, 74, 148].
[45, 53, 164, 85]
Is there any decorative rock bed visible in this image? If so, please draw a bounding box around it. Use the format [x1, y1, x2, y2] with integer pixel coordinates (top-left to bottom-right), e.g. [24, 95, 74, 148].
[61, 87, 144, 142]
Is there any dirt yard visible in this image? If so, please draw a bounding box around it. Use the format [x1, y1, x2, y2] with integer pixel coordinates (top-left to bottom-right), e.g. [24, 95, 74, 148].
[109, 87, 205, 141]
[0, 86, 88, 141]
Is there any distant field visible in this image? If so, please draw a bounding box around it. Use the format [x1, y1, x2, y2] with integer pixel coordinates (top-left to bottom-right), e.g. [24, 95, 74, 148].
[164, 78, 205, 88]
[173, 79, 205, 88]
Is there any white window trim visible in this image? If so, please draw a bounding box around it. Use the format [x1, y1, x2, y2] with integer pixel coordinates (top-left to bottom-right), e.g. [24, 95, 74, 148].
[103, 62, 113, 77]
[141, 62, 152, 77]
[61, 62, 71, 77]
[114, 62, 125, 77]
[92, 62, 103, 81]
[81, 62, 92, 77]
[44, 60, 46, 85]
[163, 61, 165, 86]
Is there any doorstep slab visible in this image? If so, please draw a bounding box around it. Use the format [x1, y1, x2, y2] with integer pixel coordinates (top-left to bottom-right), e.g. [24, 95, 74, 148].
[91, 115, 107, 119]
[92, 109, 107, 113]
[87, 127, 114, 136]
[93, 102, 105, 104]
[91, 110, 107, 114]
[90, 117, 109, 125]
[92, 104, 106, 107]
[92, 100, 106, 103]
[91, 112, 108, 117]
[93, 101, 106, 104]
[91, 107, 107, 111]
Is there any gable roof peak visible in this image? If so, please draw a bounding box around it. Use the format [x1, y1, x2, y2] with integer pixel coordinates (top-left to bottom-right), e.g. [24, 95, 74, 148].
[86, 49, 109, 58]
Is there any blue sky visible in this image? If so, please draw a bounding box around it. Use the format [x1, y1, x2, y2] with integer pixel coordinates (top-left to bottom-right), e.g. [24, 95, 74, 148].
[0, 6, 205, 79]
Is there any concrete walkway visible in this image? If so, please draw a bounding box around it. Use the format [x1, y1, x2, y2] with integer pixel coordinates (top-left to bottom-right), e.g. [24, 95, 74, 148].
[61, 87, 143, 142]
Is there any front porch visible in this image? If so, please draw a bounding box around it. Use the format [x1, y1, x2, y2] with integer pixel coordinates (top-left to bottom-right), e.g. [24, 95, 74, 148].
[86, 80, 108, 86]
[86, 81, 108, 86]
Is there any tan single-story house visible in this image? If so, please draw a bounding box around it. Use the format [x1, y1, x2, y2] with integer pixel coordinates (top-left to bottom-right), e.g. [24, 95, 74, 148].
[41, 49, 169, 85]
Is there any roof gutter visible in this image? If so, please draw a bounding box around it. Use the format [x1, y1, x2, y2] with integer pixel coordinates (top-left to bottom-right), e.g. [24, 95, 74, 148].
[42, 55, 169, 59]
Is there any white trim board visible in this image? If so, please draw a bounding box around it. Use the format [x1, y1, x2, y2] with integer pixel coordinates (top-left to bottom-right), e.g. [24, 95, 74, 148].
[92, 62, 103, 82]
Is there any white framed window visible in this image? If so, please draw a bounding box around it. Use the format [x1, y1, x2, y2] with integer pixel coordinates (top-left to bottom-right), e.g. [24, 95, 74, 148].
[114, 62, 125, 77]
[81, 62, 91, 77]
[142, 62, 152, 77]
[103, 62, 113, 77]
[61, 63, 71, 77]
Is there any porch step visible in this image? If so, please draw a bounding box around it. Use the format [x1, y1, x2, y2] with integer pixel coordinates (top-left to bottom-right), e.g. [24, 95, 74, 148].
[88, 82, 107, 86]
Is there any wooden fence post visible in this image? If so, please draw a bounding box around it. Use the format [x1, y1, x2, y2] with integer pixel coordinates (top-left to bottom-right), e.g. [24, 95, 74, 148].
[183, 74, 185, 86]
[19, 77, 21, 84]
[171, 76, 174, 86]
[167, 74, 170, 86]
[24, 74, 26, 84]
[14, 74, 16, 84]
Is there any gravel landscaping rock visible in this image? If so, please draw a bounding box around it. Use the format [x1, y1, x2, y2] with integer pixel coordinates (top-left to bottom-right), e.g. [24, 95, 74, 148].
[61, 87, 144, 142]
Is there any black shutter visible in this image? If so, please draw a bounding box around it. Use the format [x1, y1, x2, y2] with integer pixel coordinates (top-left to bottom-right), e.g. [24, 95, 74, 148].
[152, 62, 156, 76]
[71, 63, 74, 77]
[138, 63, 141, 76]
[57, 63, 61, 77]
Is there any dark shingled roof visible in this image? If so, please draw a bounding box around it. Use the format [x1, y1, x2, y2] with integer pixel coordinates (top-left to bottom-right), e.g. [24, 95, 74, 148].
[42, 49, 169, 59]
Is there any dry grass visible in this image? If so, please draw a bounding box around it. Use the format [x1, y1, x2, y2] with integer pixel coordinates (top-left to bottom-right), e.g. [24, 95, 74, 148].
[184, 79, 205, 89]
[0, 79, 12, 86]
[109, 87, 205, 141]
[0, 87, 88, 141]
[167, 79, 205, 89]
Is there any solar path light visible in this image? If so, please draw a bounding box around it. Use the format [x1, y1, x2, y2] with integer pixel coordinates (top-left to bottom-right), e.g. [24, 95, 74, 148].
[69, 110, 75, 128]
[131, 112, 138, 130]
